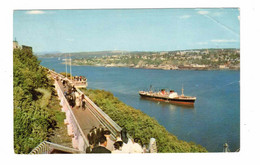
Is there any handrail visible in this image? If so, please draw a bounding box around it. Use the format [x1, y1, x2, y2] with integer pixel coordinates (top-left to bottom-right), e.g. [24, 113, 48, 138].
[49, 69, 122, 139]
[54, 78, 89, 148]
[75, 88, 122, 139]
[30, 141, 84, 154]
[47, 69, 156, 152]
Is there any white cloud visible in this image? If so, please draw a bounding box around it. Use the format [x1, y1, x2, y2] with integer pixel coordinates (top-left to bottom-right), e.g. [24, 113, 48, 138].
[197, 42, 208, 45]
[211, 39, 238, 43]
[197, 10, 209, 15]
[26, 10, 45, 15]
[180, 15, 191, 19]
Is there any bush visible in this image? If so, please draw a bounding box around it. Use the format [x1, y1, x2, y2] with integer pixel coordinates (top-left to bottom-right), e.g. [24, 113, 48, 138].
[81, 88, 207, 153]
[13, 49, 58, 153]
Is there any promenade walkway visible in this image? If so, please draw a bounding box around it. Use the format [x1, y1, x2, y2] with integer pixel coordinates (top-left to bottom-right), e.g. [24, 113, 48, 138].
[30, 69, 157, 154]
[56, 77, 102, 138]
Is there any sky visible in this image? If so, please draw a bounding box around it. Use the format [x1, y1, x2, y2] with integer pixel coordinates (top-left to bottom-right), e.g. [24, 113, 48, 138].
[13, 8, 240, 53]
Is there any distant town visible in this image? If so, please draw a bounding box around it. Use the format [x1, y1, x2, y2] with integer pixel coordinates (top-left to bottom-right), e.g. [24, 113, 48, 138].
[41, 48, 240, 70]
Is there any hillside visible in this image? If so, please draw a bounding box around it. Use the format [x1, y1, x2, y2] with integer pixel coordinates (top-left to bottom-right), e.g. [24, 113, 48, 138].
[13, 48, 69, 153]
[39, 49, 240, 70]
[71, 48, 240, 70]
[38, 50, 132, 58]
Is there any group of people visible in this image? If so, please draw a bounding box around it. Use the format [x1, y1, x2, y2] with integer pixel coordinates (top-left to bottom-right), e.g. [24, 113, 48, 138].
[86, 126, 145, 154]
[61, 78, 86, 110]
[55, 75, 151, 153]
[74, 76, 86, 82]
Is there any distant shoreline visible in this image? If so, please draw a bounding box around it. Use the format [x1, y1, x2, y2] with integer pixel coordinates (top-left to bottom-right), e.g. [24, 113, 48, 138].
[38, 57, 239, 71]
[39, 47, 240, 71]
[67, 62, 240, 71]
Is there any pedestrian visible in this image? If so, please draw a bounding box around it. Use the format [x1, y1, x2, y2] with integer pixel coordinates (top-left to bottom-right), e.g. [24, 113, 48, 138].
[81, 94, 86, 110]
[120, 128, 134, 153]
[82, 100, 86, 110]
[62, 79, 66, 87]
[90, 127, 98, 147]
[91, 136, 111, 153]
[70, 92, 76, 108]
[112, 141, 124, 154]
[96, 125, 104, 141]
[72, 85, 76, 92]
[103, 129, 114, 151]
[132, 138, 144, 153]
[87, 131, 95, 152]
[75, 92, 81, 108]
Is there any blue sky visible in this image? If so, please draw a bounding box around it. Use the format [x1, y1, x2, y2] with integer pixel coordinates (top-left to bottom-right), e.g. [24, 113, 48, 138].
[13, 9, 240, 53]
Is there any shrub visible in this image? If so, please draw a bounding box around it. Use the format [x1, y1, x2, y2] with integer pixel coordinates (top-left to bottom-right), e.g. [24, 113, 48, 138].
[81, 88, 207, 153]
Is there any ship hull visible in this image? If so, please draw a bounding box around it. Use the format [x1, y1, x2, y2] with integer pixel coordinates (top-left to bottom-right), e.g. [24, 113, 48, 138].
[139, 92, 196, 105]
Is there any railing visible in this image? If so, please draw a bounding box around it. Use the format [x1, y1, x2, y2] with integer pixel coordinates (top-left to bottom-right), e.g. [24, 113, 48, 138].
[47, 68, 157, 153]
[54, 78, 89, 151]
[75, 88, 122, 140]
[49, 69, 122, 140]
[72, 79, 88, 87]
[30, 141, 84, 154]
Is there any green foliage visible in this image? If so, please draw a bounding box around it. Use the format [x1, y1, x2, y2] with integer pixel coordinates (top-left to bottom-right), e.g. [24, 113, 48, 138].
[13, 49, 60, 154]
[81, 88, 207, 153]
[72, 49, 240, 70]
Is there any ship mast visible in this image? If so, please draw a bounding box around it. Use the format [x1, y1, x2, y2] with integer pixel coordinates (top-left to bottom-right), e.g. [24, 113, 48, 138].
[181, 84, 184, 96]
[70, 53, 72, 81]
[65, 54, 67, 78]
[149, 85, 152, 92]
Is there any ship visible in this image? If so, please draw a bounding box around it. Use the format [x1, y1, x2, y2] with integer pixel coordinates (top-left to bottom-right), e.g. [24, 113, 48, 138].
[139, 86, 196, 105]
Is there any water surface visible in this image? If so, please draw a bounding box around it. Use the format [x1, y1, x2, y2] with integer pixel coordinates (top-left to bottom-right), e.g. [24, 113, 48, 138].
[40, 57, 240, 152]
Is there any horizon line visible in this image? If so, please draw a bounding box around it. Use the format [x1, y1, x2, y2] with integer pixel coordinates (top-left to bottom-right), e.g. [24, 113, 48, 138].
[35, 47, 240, 55]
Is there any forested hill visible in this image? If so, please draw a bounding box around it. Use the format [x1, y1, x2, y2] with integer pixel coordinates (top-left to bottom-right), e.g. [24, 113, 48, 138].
[13, 48, 63, 154]
[38, 50, 131, 58]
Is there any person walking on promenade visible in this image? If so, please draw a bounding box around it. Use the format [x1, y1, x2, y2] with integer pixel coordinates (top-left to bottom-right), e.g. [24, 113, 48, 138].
[91, 136, 111, 153]
[132, 138, 144, 153]
[62, 79, 66, 88]
[103, 129, 114, 151]
[81, 94, 86, 110]
[120, 128, 134, 153]
[112, 141, 124, 154]
[72, 85, 76, 92]
[96, 125, 104, 141]
[75, 92, 81, 108]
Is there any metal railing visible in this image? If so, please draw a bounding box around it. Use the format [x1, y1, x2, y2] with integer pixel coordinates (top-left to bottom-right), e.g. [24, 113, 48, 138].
[49, 69, 122, 139]
[30, 141, 84, 154]
[75, 88, 122, 140]
[54, 77, 89, 151]
[46, 68, 157, 153]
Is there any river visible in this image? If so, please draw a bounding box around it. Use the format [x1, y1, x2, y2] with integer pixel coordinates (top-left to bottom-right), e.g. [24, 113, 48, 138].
[40, 57, 240, 152]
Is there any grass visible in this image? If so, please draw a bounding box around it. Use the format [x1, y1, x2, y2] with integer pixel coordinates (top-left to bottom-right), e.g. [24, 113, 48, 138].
[35, 86, 72, 147]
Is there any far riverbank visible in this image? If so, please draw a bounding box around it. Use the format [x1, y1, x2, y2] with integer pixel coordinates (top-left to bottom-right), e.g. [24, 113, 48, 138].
[64, 62, 240, 71]
[40, 57, 240, 152]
